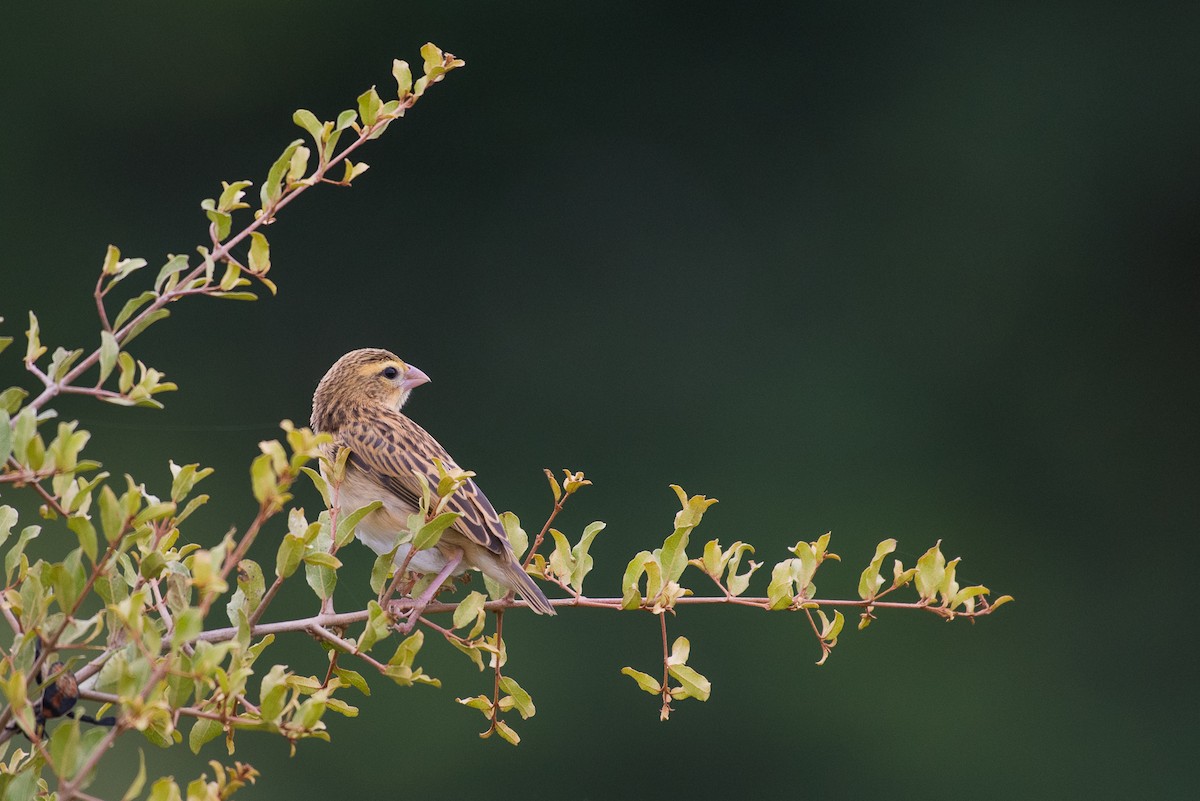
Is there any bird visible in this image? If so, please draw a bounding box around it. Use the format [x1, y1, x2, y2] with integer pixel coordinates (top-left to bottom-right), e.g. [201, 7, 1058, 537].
[310, 348, 555, 624]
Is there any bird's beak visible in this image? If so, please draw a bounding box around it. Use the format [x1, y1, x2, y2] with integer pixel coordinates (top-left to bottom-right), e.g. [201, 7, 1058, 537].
[401, 364, 431, 392]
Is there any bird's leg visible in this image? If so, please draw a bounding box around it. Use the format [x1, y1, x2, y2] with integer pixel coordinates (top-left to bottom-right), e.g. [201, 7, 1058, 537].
[393, 548, 463, 634]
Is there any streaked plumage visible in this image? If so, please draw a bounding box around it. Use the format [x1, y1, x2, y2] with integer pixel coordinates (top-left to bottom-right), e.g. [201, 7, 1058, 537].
[310, 348, 554, 615]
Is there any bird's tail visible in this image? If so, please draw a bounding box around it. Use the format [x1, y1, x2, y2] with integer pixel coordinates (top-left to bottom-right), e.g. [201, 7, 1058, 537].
[502, 560, 556, 616]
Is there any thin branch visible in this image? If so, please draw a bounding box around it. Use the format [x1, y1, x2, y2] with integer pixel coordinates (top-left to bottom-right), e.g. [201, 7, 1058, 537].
[659, 612, 672, 720]
[78, 690, 259, 728]
[19, 97, 404, 422]
[193, 592, 999, 648]
[309, 624, 386, 674]
[248, 575, 285, 627]
[523, 492, 568, 570]
[485, 609, 504, 736]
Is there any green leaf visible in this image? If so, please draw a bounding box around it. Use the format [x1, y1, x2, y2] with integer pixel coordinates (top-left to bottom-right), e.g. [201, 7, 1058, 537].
[620, 667, 661, 694]
[358, 86, 383, 126]
[49, 714, 82, 777]
[248, 232, 270, 274]
[292, 109, 323, 142]
[393, 58, 413, 96]
[0, 386, 29, 414]
[98, 330, 119, 384]
[275, 533, 304, 579]
[413, 511, 459, 552]
[5, 525, 40, 584]
[172, 607, 202, 648]
[724, 543, 759, 597]
[120, 749, 147, 801]
[305, 556, 337, 601]
[68, 516, 98, 563]
[133, 501, 176, 527]
[334, 667, 370, 696]
[303, 551, 342, 570]
[169, 461, 214, 503]
[388, 630, 424, 668]
[260, 139, 304, 210]
[569, 521, 605, 592]
[300, 466, 331, 507]
[51, 547, 86, 611]
[450, 639, 486, 671]
[499, 512, 528, 559]
[421, 42, 444, 75]
[669, 484, 719, 529]
[493, 718, 520, 746]
[258, 664, 290, 722]
[341, 160, 370, 183]
[0, 410, 10, 464]
[370, 548, 398, 595]
[668, 664, 711, 701]
[499, 676, 535, 719]
[915, 541, 946, 601]
[188, 717, 221, 754]
[154, 253, 189, 292]
[121, 308, 169, 345]
[0, 506, 17, 548]
[25, 311, 46, 364]
[452, 590, 487, 631]
[147, 777, 182, 801]
[658, 527, 692, 584]
[335, 500, 382, 548]
[700, 539, 724, 575]
[234, 558, 266, 614]
[547, 528, 574, 583]
[10, 406, 37, 467]
[0, 336, 11, 356]
[621, 550, 653, 609]
[47, 346, 84, 381]
[358, 601, 391, 653]
[820, 610, 845, 641]
[286, 144, 311, 185]
[456, 693, 491, 713]
[667, 636, 690, 666]
[98, 484, 124, 542]
[767, 560, 797, 610]
[217, 179, 252, 212]
[101, 243, 121, 275]
[858, 538, 897, 600]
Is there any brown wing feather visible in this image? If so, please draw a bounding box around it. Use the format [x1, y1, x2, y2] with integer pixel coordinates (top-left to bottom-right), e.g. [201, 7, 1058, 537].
[338, 412, 509, 557]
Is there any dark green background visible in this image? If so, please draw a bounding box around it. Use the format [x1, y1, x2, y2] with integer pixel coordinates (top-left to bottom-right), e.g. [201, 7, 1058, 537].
[2, 2, 1196, 798]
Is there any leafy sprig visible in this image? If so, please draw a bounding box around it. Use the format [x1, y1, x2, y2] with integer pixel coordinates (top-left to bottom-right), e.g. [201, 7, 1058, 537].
[0, 43, 1010, 801]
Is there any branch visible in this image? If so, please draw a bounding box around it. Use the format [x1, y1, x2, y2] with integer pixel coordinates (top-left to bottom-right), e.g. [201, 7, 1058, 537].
[192, 591, 1004, 647]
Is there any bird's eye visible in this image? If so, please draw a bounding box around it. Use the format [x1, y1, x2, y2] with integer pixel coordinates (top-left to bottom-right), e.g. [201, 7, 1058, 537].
[381, 366, 399, 380]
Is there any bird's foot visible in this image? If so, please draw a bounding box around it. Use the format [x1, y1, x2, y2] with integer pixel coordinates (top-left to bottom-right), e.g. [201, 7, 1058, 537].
[388, 548, 464, 635]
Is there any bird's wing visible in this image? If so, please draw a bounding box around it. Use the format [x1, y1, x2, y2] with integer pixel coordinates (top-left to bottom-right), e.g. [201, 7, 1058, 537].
[338, 413, 509, 557]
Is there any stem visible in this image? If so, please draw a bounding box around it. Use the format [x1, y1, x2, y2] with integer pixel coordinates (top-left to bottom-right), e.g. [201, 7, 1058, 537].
[248, 575, 285, 627]
[659, 613, 672, 720]
[192, 592, 995, 647]
[522, 494, 568, 570]
[485, 609, 504, 736]
[18, 100, 402, 423]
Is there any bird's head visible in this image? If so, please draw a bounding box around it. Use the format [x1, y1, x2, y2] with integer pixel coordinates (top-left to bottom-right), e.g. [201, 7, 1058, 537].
[311, 348, 431, 431]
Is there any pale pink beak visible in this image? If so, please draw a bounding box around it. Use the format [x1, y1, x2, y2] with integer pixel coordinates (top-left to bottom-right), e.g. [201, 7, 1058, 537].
[401, 364, 431, 392]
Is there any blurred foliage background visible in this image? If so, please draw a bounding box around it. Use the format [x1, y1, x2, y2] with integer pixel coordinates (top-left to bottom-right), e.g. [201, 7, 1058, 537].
[1, 2, 1196, 798]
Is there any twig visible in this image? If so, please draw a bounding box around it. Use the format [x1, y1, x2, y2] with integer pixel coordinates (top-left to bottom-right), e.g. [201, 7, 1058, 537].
[309, 624, 387, 674]
[485, 609, 504, 736]
[522, 490, 569, 570]
[248, 576, 285, 627]
[659, 613, 672, 720]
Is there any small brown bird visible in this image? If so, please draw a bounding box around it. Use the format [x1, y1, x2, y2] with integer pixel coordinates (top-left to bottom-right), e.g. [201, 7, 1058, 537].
[310, 348, 555, 620]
